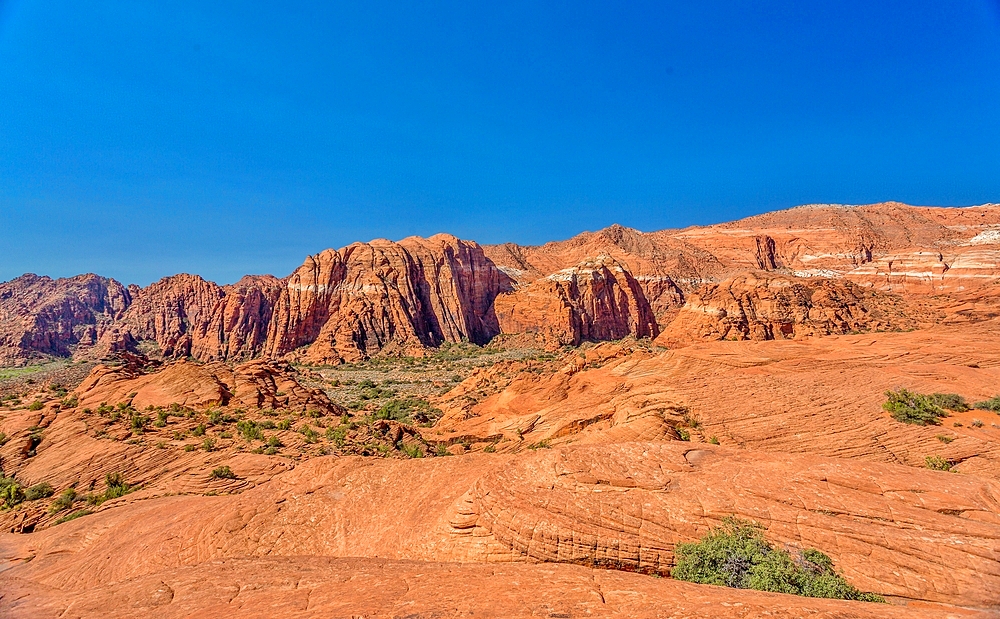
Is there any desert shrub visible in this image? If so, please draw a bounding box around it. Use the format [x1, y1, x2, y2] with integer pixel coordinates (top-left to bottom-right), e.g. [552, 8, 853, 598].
[708, 436, 720, 445]
[925, 456, 953, 471]
[60, 394, 79, 408]
[929, 393, 969, 412]
[192, 423, 206, 437]
[266, 435, 283, 448]
[236, 420, 263, 441]
[184, 444, 197, 452]
[202, 438, 216, 452]
[48, 488, 77, 513]
[527, 440, 551, 450]
[155, 411, 169, 427]
[0, 475, 24, 508]
[326, 425, 348, 447]
[883, 389, 946, 425]
[435, 444, 450, 457]
[971, 418, 984, 428]
[260, 420, 276, 430]
[299, 425, 318, 444]
[104, 473, 131, 499]
[401, 443, 424, 458]
[28, 400, 44, 411]
[672, 517, 884, 602]
[130, 414, 150, 433]
[936, 435, 954, 443]
[210, 465, 236, 479]
[677, 428, 691, 441]
[973, 396, 1000, 412]
[277, 418, 292, 431]
[24, 482, 54, 501]
[375, 398, 443, 425]
[0, 432, 7, 447]
[55, 509, 93, 524]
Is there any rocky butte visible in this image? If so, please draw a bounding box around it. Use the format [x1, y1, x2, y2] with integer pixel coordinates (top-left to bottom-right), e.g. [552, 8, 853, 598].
[0, 202, 999, 618]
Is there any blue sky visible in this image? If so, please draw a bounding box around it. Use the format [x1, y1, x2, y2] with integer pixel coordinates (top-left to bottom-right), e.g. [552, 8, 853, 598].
[2, 1, 999, 285]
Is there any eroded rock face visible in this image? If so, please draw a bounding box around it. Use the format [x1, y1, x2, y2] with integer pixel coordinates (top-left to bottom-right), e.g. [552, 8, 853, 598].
[494, 255, 660, 346]
[2, 445, 997, 609]
[0, 274, 131, 365]
[656, 271, 917, 345]
[73, 357, 341, 414]
[265, 234, 512, 363]
[96, 274, 283, 362]
[7, 203, 1000, 364]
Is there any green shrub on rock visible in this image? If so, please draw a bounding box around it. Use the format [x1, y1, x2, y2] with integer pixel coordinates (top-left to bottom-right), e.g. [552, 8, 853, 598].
[882, 389, 947, 425]
[671, 516, 884, 602]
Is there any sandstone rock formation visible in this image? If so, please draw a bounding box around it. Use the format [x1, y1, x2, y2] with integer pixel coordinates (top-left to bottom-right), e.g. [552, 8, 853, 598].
[0, 274, 130, 365]
[434, 321, 1000, 479]
[494, 255, 659, 346]
[6, 557, 982, 619]
[95, 274, 283, 361]
[1, 444, 997, 612]
[73, 356, 340, 414]
[264, 234, 511, 363]
[4, 202, 1000, 365]
[656, 271, 917, 345]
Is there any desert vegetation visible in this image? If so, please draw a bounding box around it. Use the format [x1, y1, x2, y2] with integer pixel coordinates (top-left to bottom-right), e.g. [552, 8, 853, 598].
[671, 517, 885, 602]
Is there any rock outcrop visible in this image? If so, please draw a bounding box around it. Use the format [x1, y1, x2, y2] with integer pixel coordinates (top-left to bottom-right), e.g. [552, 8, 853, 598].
[5, 203, 1000, 365]
[0, 274, 131, 365]
[494, 255, 659, 346]
[656, 271, 917, 345]
[1, 444, 997, 611]
[264, 234, 511, 363]
[73, 356, 340, 414]
[96, 274, 283, 361]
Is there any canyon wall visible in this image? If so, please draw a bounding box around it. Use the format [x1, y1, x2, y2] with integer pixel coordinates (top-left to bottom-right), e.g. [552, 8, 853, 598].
[3, 202, 1000, 364]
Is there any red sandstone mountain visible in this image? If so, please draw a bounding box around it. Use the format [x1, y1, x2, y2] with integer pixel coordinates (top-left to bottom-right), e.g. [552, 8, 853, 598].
[3, 202, 1000, 365]
[0, 274, 130, 365]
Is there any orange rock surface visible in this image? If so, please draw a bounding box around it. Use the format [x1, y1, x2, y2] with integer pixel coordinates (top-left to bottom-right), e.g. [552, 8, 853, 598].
[494, 254, 660, 345]
[1, 445, 997, 614]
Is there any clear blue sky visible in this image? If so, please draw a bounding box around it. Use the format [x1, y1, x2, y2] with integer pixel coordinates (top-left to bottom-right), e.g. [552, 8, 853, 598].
[2, 1, 1000, 285]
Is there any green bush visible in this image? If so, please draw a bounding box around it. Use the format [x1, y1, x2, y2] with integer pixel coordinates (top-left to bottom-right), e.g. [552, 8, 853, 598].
[236, 420, 263, 441]
[326, 425, 348, 447]
[28, 400, 44, 411]
[49, 488, 77, 513]
[210, 465, 236, 479]
[974, 396, 1000, 412]
[925, 456, 953, 471]
[882, 389, 947, 425]
[672, 517, 884, 602]
[24, 482, 54, 501]
[192, 423, 206, 437]
[55, 509, 93, 525]
[0, 476, 24, 508]
[104, 473, 132, 500]
[130, 414, 150, 433]
[401, 443, 424, 458]
[374, 398, 442, 425]
[929, 393, 969, 412]
[299, 425, 318, 444]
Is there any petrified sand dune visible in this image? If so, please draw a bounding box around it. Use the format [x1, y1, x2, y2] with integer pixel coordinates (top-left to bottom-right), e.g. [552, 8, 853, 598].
[1, 443, 997, 612]
[437, 322, 1000, 478]
[73, 357, 339, 414]
[3, 557, 984, 619]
